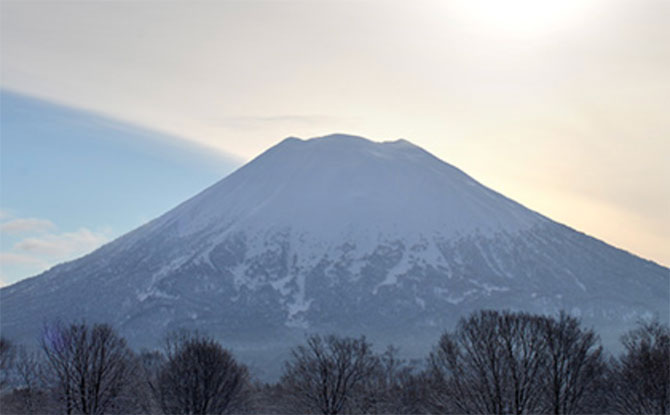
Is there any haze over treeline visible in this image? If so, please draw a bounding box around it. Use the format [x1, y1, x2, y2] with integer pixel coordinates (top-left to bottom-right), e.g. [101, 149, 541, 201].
[1, 309, 668, 414]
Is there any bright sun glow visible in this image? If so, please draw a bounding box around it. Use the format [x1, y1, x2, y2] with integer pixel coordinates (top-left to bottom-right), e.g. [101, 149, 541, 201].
[450, 0, 601, 37]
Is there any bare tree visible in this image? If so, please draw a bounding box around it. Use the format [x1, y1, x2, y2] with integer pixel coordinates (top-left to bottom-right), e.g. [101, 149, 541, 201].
[539, 312, 604, 414]
[10, 346, 48, 414]
[15, 347, 41, 391]
[429, 310, 548, 414]
[348, 345, 418, 414]
[253, 381, 293, 414]
[392, 369, 435, 415]
[0, 337, 16, 392]
[153, 332, 249, 414]
[376, 350, 428, 414]
[498, 312, 547, 413]
[40, 321, 137, 414]
[134, 349, 166, 414]
[279, 334, 379, 415]
[609, 320, 670, 414]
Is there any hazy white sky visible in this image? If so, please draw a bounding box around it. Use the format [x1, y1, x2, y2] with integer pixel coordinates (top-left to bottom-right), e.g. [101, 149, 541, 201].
[1, 0, 668, 267]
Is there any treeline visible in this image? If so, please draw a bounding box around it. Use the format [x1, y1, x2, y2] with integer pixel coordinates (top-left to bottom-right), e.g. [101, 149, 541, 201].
[0, 310, 668, 414]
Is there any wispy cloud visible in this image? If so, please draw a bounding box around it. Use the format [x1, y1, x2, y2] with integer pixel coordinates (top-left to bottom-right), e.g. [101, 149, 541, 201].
[14, 228, 109, 257]
[218, 115, 345, 131]
[1, 214, 111, 285]
[0, 252, 48, 266]
[1, 218, 56, 235]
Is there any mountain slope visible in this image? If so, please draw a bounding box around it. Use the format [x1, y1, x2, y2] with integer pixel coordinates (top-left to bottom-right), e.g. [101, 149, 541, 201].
[2, 134, 667, 378]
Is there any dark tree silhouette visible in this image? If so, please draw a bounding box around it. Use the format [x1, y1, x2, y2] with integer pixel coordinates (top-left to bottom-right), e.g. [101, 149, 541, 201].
[11, 346, 46, 414]
[40, 322, 136, 415]
[154, 332, 249, 414]
[280, 334, 379, 415]
[0, 337, 16, 392]
[609, 320, 670, 414]
[539, 312, 604, 414]
[349, 345, 419, 414]
[430, 310, 548, 414]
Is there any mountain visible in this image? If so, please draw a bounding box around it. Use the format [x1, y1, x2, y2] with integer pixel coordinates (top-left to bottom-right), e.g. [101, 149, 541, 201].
[1, 134, 668, 378]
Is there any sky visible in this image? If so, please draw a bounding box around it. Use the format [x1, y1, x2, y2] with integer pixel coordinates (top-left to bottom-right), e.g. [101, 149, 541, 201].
[1, 0, 668, 285]
[0, 91, 240, 285]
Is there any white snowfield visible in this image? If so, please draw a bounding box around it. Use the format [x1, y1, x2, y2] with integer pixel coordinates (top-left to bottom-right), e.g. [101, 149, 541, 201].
[154, 134, 545, 239]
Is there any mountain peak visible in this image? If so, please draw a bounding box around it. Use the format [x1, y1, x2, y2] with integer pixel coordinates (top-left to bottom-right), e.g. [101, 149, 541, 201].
[277, 133, 422, 152]
[310, 133, 368, 142]
[145, 134, 545, 245]
[268, 134, 433, 169]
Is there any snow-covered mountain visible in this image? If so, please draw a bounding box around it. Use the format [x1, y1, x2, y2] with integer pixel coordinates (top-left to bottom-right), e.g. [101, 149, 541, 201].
[1, 134, 668, 378]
